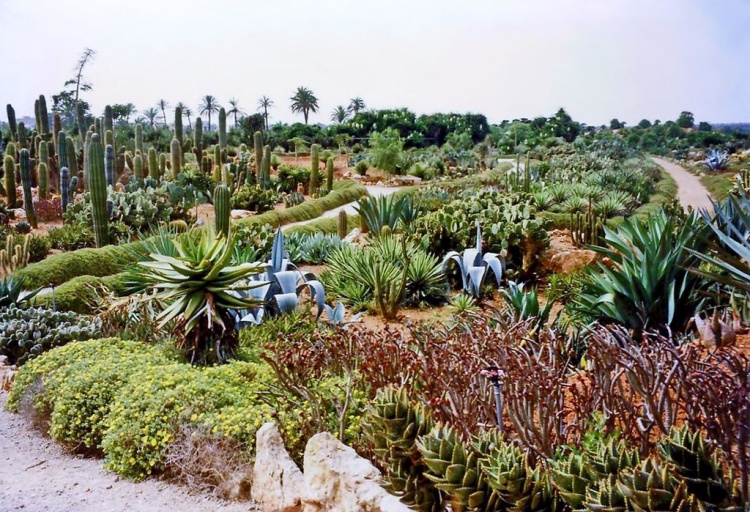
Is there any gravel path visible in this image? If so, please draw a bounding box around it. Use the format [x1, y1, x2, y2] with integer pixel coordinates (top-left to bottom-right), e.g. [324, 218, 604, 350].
[651, 157, 713, 212]
[0, 394, 254, 512]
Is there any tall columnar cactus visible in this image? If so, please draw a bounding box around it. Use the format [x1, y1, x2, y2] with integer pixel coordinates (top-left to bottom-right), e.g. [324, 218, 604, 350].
[104, 129, 114, 148]
[148, 148, 159, 181]
[39, 140, 49, 177]
[104, 105, 114, 134]
[6, 142, 16, 160]
[133, 153, 144, 181]
[326, 156, 334, 192]
[57, 131, 68, 170]
[83, 130, 93, 191]
[88, 134, 109, 247]
[214, 183, 230, 236]
[6, 104, 17, 142]
[34, 99, 41, 135]
[170, 138, 182, 176]
[105, 144, 115, 186]
[261, 145, 271, 189]
[253, 131, 263, 178]
[3, 155, 16, 208]
[60, 167, 71, 212]
[213, 145, 221, 171]
[53, 114, 62, 153]
[76, 102, 86, 139]
[135, 123, 144, 155]
[32, 136, 41, 159]
[46, 141, 56, 176]
[338, 210, 348, 238]
[38, 163, 49, 200]
[17, 122, 27, 149]
[212, 163, 222, 184]
[310, 144, 320, 195]
[194, 117, 203, 162]
[66, 140, 78, 178]
[159, 153, 167, 179]
[174, 106, 183, 145]
[218, 108, 227, 151]
[37, 95, 49, 136]
[19, 149, 37, 229]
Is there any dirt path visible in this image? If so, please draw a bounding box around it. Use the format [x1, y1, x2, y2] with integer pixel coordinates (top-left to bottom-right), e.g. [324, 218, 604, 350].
[0, 394, 255, 512]
[651, 157, 713, 212]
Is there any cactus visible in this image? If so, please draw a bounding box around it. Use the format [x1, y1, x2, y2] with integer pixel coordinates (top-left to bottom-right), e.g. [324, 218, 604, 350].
[66, 139, 78, 178]
[75, 102, 86, 139]
[104, 129, 114, 148]
[135, 123, 144, 155]
[310, 143, 320, 195]
[104, 105, 114, 134]
[169, 219, 189, 233]
[212, 164, 222, 184]
[38, 163, 49, 200]
[239, 143, 247, 153]
[133, 153, 144, 181]
[3, 155, 16, 208]
[32, 135, 41, 159]
[19, 149, 37, 229]
[260, 145, 271, 189]
[47, 141, 56, 176]
[105, 144, 115, 186]
[53, 114, 62, 153]
[213, 144, 221, 169]
[17, 122, 27, 149]
[57, 131, 68, 182]
[254, 131, 263, 178]
[157, 153, 166, 179]
[88, 134, 109, 247]
[570, 205, 603, 247]
[39, 140, 49, 177]
[201, 156, 211, 175]
[60, 167, 71, 212]
[337, 210, 348, 238]
[174, 105, 183, 145]
[218, 108, 227, 151]
[147, 148, 159, 181]
[95, 117, 102, 136]
[34, 99, 41, 135]
[214, 183, 230, 236]
[326, 156, 334, 193]
[194, 117, 203, 162]
[6, 104, 17, 142]
[170, 138, 182, 177]
[0, 234, 31, 275]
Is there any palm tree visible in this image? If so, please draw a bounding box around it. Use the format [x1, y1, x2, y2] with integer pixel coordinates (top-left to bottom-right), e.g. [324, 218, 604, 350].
[257, 96, 273, 131]
[143, 107, 159, 129]
[157, 99, 169, 127]
[348, 97, 366, 116]
[331, 106, 349, 123]
[227, 98, 246, 127]
[290, 87, 319, 125]
[199, 95, 221, 131]
[183, 107, 193, 131]
[134, 116, 146, 126]
[123, 103, 137, 123]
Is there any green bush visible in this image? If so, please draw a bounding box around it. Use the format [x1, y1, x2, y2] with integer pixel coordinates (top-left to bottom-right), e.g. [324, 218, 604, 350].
[0, 305, 102, 365]
[277, 165, 310, 193]
[230, 185, 277, 213]
[27, 235, 51, 263]
[47, 224, 96, 251]
[33, 272, 131, 313]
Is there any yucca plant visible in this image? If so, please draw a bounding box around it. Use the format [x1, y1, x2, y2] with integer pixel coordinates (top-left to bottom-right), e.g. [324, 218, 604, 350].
[0, 275, 39, 309]
[596, 191, 632, 218]
[131, 228, 266, 364]
[442, 222, 505, 300]
[574, 211, 708, 337]
[563, 195, 587, 214]
[356, 193, 422, 235]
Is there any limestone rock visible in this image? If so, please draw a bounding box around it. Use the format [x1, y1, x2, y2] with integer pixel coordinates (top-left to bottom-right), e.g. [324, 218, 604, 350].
[231, 209, 253, 219]
[252, 423, 305, 512]
[343, 228, 361, 244]
[548, 249, 598, 274]
[302, 432, 409, 512]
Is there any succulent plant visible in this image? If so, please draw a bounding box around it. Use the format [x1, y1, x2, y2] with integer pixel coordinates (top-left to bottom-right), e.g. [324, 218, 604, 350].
[550, 452, 595, 509]
[174, 105, 183, 145]
[617, 457, 690, 512]
[88, 134, 109, 247]
[703, 149, 730, 172]
[310, 144, 320, 195]
[218, 108, 227, 150]
[253, 130, 263, 179]
[214, 183, 230, 236]
[442, 222, 505, 299]
[18, 149, 37, 228]
[338, 210, 348, 238]
[4, 154, 16, 208]
[194, 117, 203, 163]
[170, 138, 182, 176]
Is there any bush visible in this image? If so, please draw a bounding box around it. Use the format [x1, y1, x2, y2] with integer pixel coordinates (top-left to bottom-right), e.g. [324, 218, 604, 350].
[27, 235, 51, 263]
[0, 305, 102, 365]
[47, 224, 96, 251]
[33, 272, 130, 313]
[229, 185, 277, 213]
[34, 197, 62, 222]
[354, 160, 369, 176]
[285, 232, 345, 265]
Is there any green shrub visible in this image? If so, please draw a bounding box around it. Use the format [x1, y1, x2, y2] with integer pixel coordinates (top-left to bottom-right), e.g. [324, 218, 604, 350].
[277, 165, 310, 193]
[47, 224, 96, 251]
[33, 272, 130, 313]
[229, 185, 277, 213]
[27, 235, 51, 263]
[0, 305, 102, 365]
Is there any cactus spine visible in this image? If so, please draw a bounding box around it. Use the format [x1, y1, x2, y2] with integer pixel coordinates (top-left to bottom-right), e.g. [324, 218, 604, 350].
[148, 148, 159, 181]
[261, 145, 271, 189]
[174, 106, 183, 145]
[133, 153, 144, 180]
[338, 210, 348, 238]
[214, 183, 230, 236]
[326, 156, 334, 192]
[3, 155, 16, 207]
[135, 123, 144, 155]
[310, 144, 320, 195]
[38, 163, 49, 200]
[88, 134, 109, 247]
[61, 167, 70, 213]
[105, 144, 115, 186]
[218, 108, 227, 153]
[19, 149, 37, 229]
[253, 131, 263, 179]
[170, 138, 182, 176]
[194, 117, 203, 163]
[6, 104, 17, 142]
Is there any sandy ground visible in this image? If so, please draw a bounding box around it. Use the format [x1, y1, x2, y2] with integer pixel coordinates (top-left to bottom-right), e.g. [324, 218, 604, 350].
[0, 394, 256, 512]
[651, 157, 713, 212]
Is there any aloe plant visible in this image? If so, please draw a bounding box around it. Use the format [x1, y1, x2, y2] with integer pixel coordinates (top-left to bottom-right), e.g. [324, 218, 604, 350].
[442, 221, 505, 299]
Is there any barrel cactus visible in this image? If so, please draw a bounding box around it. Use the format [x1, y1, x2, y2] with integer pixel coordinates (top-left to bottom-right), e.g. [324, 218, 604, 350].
[88, 134, 109, 247]
[18, 149, 37, 229]
[3, 155, 16, 208]
[214, 183, 231, 236]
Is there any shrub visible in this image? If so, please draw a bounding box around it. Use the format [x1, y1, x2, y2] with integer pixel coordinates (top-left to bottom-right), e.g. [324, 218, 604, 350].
[277, 165, 310, 193]
[34, 197, 62, 222]
[27, 235, 51, 263]
[354, 160, 369, 176]
[356, 194, 422, 235]
[47, 224, 96, 251]
[284, 232, 345, 265]
[33, 272, 130, 313]
[0, 305, 102, 365]
[229, 185, 277, 213]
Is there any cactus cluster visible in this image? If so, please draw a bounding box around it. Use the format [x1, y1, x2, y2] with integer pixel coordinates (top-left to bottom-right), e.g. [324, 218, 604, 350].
[569, 206, 603, 247]
[0, 234, 31, 274]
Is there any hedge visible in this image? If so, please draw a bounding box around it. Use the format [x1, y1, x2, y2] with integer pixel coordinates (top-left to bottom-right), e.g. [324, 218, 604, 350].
[34, 272, 131, 313]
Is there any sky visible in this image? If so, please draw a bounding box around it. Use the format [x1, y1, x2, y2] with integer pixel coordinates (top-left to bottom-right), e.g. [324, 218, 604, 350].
[1, 0, 748, 127]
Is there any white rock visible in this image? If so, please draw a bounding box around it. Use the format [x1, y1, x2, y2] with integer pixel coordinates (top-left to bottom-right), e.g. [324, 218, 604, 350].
[11, 209, 26, 220]
[343, 228, 361, 243]
[302, 432, 409, 512]
[252, 423, 305, 512]
[231, 209, 253, 219]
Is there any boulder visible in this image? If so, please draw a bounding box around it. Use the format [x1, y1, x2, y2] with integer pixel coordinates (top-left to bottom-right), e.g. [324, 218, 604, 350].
[231, 209, 253, 219]
[252, 423, 305, 512]
[343, 228, 361, 244]
[548, 249, 598, 274]
[301, 432, 409, 512]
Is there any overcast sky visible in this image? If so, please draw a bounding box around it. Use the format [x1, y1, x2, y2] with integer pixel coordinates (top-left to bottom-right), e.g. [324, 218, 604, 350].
[1, 0, 748, 127]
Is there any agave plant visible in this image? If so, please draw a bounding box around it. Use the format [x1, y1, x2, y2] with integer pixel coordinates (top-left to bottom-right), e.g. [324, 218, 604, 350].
[703, 149, 730, 172]
[442, 222, 505, 299]
[356, 193, 422, 235]
[132, 228, 266, 364]
[321, 302, 364, 327]
[0, 275, 39, 309]
[500, 281, 554, 328]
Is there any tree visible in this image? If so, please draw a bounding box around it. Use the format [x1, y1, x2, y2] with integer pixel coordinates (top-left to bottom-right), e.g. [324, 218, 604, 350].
[677, 111, 695, 129]
[227, 98, 245, 126]
[257, 96, 274, 131]
[549, 108, 581, 142]
[331, 106, 348, 123]
[637, 119, 652, 129]
[290, 87, 319, 124]
[698, 121, 713, 132]
[183, 107, 193, 131]
[348, 97, 366, 116]
[111, 103, 137, 124]
[368, 128, 404, 181]
[64, 48, 96, 104]
[52, 90, 89, 127]
[157, 99, 169, 127]
[610, 118, 625, 130]
[199, 95, 221, 131]
[143, 107, 159, 129]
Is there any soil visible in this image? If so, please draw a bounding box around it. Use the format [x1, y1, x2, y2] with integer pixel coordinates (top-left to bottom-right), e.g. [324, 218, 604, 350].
[0, 393, 257, 512]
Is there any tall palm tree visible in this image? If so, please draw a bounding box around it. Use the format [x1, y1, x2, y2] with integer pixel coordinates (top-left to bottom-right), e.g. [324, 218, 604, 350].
[348, 97, 366, 116]
[123, 103, 137, 123]
[157, 99, 169, 127]
[199, 95, 221, 131]
[183, 107, 193, 131]
[227, 98, 246, 127]
[143, 107, 159, 129]
[134, 116, 146, 126]
[290, 87, 319, 125]
[257, 96, 273, 131]
[331, 106, 348, 123]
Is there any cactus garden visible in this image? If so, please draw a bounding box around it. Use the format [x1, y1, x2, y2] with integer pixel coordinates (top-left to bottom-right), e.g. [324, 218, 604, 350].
[2, 5, 750, 510]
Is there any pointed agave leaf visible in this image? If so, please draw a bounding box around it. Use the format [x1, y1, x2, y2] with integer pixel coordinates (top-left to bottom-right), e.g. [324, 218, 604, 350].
[275, 270, 301, 294]
[297, 279, 326, 319]
[274, 292, 299, 313]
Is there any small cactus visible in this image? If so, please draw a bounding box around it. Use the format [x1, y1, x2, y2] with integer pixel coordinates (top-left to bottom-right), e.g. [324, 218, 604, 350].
[133, 153, 144, 180]
[104, 129, 114, 148]
[19, 149, 37, 229]
[159, 153, 167, 179]
[105, 144, 115, 186]
[3, 155, 16, 208]
[214, 183, 231, 236]
[169, 219, 189, 233]
[338, 210, 348, 238]
[88, 134, 109, 247]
